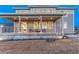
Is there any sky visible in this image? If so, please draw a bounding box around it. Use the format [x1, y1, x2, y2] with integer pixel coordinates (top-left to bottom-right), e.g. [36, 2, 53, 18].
[0, 5, 79, 28]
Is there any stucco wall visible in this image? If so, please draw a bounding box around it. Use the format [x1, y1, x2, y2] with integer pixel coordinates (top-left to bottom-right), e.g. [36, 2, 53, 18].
[55, 10, 74, 35]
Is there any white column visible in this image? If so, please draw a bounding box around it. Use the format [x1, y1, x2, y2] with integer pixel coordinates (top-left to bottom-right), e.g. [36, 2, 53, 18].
[61, 16, 64, 36]
[59, 18, 61, 35]
[14, 22, 16, 32]
[55, 21, 57, 35]
[18, 16, 21, 32]
[59, 17, 62, 35]
[51, 17, 53, 33]
[40, 16, 42, 33]
[73, 11, 74, 34]
[53, 22, 56, 35]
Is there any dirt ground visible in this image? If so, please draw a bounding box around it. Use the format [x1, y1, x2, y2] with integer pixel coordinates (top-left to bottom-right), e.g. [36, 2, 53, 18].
[0, 39, 79, 54]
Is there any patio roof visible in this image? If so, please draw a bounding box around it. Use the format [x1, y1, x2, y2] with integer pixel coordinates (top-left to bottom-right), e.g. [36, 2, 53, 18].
[0, 13, 64, 17]
[13, 5, 57, 10]
[13, 5, 76, 10]
[0, 13, 64, 22]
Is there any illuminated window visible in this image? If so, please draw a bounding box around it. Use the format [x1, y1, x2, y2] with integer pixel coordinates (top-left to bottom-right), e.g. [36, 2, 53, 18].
[63, 22, 67, 29]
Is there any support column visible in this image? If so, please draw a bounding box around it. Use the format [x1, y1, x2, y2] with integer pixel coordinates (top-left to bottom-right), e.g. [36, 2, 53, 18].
[14, 22, 16, 32]
[55, 21, 57, 35]
[60, 17, 62, 35]
[61, 16, 64, 36]
[18, 16, 21, 33]
[73, 11, 74, 34]
[51, 17, 53, 34]
[40, 16, 42, 33]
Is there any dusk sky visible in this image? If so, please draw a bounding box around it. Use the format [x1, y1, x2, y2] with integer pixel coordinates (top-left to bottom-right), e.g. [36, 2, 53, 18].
[0, 5, 79, 28]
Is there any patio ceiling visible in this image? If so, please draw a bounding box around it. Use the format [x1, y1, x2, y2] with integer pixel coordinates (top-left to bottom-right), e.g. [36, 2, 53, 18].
[5, 16, 62, 22]
[0, 13, 64, 22]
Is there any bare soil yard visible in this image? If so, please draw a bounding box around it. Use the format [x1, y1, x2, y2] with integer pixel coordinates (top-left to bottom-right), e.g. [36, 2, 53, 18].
[0, 39, 79, 54]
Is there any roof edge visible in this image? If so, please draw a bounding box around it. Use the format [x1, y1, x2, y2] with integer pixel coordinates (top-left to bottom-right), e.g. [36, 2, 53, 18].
[0, 13, 64, 16]
[56, 8, 76, 10]
[29, 5, 57, 8]
[13, 7, 30, 10]
[12, 5, 57, 10]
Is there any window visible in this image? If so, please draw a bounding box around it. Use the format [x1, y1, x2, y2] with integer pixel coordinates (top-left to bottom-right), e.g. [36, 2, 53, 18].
[42, 22, 48, 32]
[63, 22, 67, 29]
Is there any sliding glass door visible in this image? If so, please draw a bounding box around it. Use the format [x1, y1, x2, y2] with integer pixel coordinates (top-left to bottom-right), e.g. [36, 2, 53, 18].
[20, 21, 53, 33]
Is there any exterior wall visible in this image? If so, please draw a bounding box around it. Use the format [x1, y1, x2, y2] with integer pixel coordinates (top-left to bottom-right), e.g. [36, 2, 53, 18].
[16, 8, 56, 14]
[63, 13, 74, 34]
[55, 10, 74, 35]
[30, 8, 56, 14]
[2, 25, 13, 33]
[14, 22, 19, 32]
[0, 25, 4, 33]
[16, 8, 63, 14]
[61, 10, 74, 34]
[16, 10, 30, 14]
[55, 17, 62, 35]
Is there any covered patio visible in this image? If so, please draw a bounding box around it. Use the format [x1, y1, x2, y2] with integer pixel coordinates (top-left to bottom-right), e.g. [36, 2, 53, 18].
[0, 13, 64, 33]
[0, 13, 65, 40]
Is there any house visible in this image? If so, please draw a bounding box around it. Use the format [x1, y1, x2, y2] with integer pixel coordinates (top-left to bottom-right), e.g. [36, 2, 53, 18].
[0, 24, 13, 33]
[0, 5, 75, 40]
